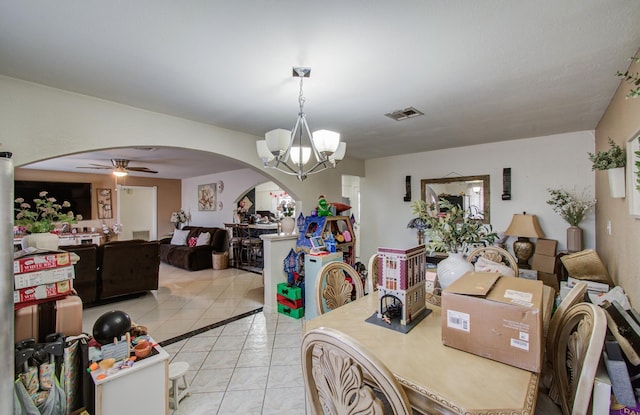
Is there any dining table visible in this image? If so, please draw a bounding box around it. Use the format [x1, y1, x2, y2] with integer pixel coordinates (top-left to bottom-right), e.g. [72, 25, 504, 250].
[304, 286, 554, 415]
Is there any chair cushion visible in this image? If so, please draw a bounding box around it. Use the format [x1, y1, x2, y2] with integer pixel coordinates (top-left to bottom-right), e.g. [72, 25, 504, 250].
[196, 232, 211, 246]
[170, 229, 190, 246]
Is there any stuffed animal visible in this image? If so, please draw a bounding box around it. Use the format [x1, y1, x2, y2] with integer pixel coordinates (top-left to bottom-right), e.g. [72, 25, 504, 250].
[317, 195, 332, 217]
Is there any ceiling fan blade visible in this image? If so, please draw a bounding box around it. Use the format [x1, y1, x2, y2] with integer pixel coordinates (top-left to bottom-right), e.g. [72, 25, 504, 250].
[126, 167, 158, 174]
[76, 165, 112, 170]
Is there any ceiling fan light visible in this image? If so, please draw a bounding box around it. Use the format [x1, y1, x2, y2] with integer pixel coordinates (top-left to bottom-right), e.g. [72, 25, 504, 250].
[265, 128, 291, 154]
[312, 129, 340, 153]
[256, 140, 275, 162]
[113, 167, 128, 177]
[290, 146, 311, 165]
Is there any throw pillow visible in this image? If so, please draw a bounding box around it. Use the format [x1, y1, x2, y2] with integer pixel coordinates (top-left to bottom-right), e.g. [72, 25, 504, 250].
[188, 236, 198, 247]
[474, 256, 516, 277]
[170, 229, 190, 246]
[196, 232, 211, 246]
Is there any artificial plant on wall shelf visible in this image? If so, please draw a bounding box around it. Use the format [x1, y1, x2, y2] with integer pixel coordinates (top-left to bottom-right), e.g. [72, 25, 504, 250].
[588, 138, 626, 198]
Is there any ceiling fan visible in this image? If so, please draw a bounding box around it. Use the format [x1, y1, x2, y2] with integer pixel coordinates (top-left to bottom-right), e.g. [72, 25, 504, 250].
[77, 159, 158, 176]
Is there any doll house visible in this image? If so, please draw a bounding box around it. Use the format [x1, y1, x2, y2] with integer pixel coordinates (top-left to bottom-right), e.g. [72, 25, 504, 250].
[376, 245, 428, 325]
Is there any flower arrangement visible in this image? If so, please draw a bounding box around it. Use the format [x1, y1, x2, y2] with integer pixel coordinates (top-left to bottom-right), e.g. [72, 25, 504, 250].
[587, 138, 626, 170]
[546, 188, 595, 226]
[423, 199, 497, 253]
[277, 200, 296, 217]
[14, 191, 82, 233]
[170, 209, 191, 229]
[102, 223, 122, 242]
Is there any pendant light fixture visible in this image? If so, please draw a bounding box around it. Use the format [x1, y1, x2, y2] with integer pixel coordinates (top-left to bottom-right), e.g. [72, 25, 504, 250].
[256, 67, 346, 181]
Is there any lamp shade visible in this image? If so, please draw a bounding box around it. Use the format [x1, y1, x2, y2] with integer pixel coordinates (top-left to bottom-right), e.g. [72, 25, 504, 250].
[504, 214, 545, 238]
[256, 140, 275, 162]
[329, 142, 346, 162]
[265, 128, 291, 153]
[113, 167, 128, 177]
[290, 146, 311, 165]
[312, 129, 340, 153]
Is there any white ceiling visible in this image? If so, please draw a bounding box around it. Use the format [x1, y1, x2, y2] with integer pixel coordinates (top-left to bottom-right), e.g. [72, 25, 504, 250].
[3, 1, 640, 179]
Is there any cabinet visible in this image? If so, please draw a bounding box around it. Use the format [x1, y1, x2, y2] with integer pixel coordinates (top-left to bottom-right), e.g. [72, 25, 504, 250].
[91, 340, 169, 415]
[296, 216, 356, 265]
[303, 252, 343, 320]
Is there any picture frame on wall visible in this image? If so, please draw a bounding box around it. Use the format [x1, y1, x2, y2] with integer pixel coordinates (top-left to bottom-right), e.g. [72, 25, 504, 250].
[198, 183, 217, 211]
[627, 133, 640, 217]
[97, 188, 113, 219]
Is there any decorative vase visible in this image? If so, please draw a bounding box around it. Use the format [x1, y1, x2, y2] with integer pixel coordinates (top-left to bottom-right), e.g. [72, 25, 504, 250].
[608, 167, 626, 198]
[566, 226, 583, 253]
[21, 232, 60, 251]
[437, 252, 474, 290]
[281, 216, 296, 235]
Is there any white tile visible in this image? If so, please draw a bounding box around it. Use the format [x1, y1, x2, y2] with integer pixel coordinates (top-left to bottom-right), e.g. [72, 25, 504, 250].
[262, 386, 307, 415]
[189, 368, 234, 393]
[226, 366, 269, 391]
[170, 391, 224, 415]
[236, 348, 272, 368]
[201, 349, 241, 369]
[267, 364, 304, 389]
[217, 389, 265, 415]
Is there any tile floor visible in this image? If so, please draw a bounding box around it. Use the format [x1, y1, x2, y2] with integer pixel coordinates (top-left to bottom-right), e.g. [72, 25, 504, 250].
[82, 263, 307, 415]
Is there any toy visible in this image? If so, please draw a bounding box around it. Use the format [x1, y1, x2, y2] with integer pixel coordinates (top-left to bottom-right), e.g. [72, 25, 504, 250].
[317, 195, 332, 217]
[376, 245, 428, 326]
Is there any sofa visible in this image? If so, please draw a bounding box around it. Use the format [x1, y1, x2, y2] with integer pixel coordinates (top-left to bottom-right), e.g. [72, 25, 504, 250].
[159, 226, 228, 271]
[61, 239, 160, 305]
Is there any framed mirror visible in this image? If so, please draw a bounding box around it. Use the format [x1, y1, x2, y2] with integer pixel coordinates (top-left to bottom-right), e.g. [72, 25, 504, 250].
[420, 175, 490, 223]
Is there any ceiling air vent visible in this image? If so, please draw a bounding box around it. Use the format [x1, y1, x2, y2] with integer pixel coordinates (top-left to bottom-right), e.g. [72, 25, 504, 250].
[384, 106, 424, 121]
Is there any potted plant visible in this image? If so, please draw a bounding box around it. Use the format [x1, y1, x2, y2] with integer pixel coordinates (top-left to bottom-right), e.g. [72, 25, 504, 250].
[423, 199, 497, 289]
[546, 188, 595, 252]
[407, 200, 431, 245]
[587, 138, 626, 198]
[15, 191, 82, 250]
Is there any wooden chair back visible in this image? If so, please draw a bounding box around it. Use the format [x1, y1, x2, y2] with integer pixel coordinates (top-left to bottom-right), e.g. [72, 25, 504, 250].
[315, 262, 364, 315]
[302, 327, 412, 415]
[544, 302, 607, 415]
[366, 253, 380, 295]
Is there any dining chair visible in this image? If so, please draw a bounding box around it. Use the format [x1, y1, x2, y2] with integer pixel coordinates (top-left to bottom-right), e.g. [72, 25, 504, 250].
[302, 327, 412, 415]
[315, 262, 364, 315]
[366, 253, 379, 295]
[466, 246, 519, 276]
[541, 281, 588, 391]
[535, 302, 607, 415]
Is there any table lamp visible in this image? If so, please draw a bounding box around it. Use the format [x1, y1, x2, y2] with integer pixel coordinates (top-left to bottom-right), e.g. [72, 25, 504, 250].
[504, 213, 545, 269]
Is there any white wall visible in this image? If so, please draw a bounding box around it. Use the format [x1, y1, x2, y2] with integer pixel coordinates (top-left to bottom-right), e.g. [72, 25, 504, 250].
[181, 168, 267, 228]
[360, 131, 596, 263]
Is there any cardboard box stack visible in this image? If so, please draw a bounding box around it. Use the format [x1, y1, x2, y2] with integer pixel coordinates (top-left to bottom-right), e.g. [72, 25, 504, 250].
[441, 272, 544, 372]
[13, 249, 75, 306]
[531, 238, 559, 293]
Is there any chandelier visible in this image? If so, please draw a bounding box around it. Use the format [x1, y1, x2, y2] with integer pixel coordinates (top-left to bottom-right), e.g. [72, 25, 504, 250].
[256, 67, 346, 181]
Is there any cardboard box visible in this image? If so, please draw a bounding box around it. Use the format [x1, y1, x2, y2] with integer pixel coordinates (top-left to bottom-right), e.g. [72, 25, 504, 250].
[441, 272, 544, 372]
[14, 265, 75, 290]
[538, 271, 559, 294]
[14, 280, 73, 303]
[532, 253, 556, 274]
[13, 251, 72, 274]
[534, 238, 557, 257]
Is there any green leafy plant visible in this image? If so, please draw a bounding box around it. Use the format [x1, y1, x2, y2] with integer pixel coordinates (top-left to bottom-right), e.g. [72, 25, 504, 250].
[546, 188, 595, 226]
[423, 199, 496, 253]
[616, 56, 640, 99]
[15, 191, 81, 233]
[587, 138, 626, 170]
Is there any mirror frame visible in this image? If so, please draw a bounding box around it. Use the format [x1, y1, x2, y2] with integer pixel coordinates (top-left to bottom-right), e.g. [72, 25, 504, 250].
[420, 175, 491, 223]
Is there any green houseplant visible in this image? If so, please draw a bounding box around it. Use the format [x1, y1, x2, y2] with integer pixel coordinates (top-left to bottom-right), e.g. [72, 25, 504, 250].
[588, 138, 626, 198]
[15, 191, 81, 233]
[423, 199, 497, 254]
[616, 55, 640, 99]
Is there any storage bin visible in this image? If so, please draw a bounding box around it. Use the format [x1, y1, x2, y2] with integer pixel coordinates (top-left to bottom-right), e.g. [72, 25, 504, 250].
[277, 282, 302, 301]
[212, 252, 228, 270]
[278, 303, 304, 319]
